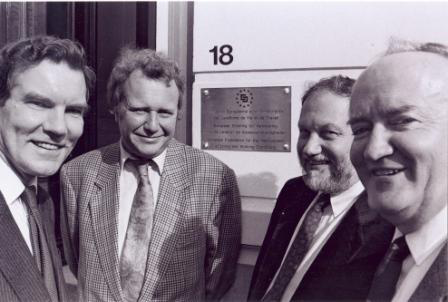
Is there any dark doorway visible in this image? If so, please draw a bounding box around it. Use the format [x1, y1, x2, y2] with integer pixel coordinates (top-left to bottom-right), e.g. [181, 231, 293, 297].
[45, 1, 157, 257]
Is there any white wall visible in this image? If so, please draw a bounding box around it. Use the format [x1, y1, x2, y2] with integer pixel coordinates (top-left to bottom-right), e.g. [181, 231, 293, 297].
[194, 2, 448, 71]
[192, 2, 448, 257]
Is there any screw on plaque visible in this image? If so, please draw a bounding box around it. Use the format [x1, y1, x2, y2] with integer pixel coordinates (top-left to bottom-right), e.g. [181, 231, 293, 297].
[284, 87, 290, 94]
[283, 143, 290, 150]
[203, 89, 209, 96]
[203, 141, 209, 148]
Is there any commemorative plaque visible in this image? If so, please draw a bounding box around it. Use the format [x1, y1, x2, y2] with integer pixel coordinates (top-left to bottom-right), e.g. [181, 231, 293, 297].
[201, 86, 291, 152]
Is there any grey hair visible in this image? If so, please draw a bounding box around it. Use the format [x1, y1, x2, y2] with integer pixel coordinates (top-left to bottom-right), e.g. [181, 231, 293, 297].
[385, 37, 448, 59]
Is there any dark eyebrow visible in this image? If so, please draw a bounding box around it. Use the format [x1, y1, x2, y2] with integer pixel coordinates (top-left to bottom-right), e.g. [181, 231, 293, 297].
[323, 123, 344, 130]
[24, 92, 89, 113]
[298, 122, 344, 132]
[68, 103, 90, 114]
[383, 105, 417, 118]
[23, 92, 53, 105]
[123, 102, 147, 110]
[348, 105, 418, 125]
[348, 116, 366, 126]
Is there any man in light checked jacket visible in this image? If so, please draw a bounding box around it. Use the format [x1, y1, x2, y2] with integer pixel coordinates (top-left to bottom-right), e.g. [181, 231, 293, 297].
[60, 47, 241, 302]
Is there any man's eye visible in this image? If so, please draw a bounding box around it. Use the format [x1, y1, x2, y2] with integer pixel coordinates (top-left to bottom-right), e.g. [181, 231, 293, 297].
[351, 126, 370, 137]
[390, 117, 417, 126]
[67, 108, 86, 117]
[299, 130, 309, 138]
[129, 108, 147, 114]
[324, 130, 338, 135]
[28, 100, 51, 109]
[321, 130, 339, 139]
[158, 111, 173, 118]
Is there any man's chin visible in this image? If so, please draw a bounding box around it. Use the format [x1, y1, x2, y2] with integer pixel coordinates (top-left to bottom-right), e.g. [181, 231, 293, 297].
[303, 174, 341, 194]
[303, 174, 325, 191]
[22, 165, 60, 179]
[133, 146, 165, 159]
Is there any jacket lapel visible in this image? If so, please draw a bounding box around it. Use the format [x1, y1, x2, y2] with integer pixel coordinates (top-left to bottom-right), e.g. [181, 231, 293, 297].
[410, 243, 447, 301]
[89, 143, 123, 302]
[139, 140, 190, 301]
[251, 179, 316, 299]
[0, 191, 51, 301]
[330, 191, 394, 264]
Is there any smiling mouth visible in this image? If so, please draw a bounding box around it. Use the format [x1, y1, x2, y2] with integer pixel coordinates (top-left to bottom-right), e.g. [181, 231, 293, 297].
[135, 133, 162, 140]
[307, 160, 329, 166]
[371, 168, 405, 176]
[32, 141, 64, 151]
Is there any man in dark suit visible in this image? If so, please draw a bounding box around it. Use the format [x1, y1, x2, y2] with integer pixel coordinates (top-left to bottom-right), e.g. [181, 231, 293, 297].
[350, 40, 447, 301]
[0, 36, 94, 301]
[60, 47, 241, 301]
[248, 75, 394, 301]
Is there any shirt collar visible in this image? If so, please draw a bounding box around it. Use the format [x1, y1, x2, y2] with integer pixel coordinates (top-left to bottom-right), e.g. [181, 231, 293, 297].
[119, 140, 166, 175]
[0, 154, 30, 205]
[328, 181, 364, 217]
[396, 206, 448, 265]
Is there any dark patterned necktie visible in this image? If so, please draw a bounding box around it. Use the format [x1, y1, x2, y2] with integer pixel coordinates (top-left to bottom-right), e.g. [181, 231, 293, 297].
[367, 236, 410, 301]
[21, 186, 59, 302]
[120, 160, 155, 302]
[262, 193, 330, 301]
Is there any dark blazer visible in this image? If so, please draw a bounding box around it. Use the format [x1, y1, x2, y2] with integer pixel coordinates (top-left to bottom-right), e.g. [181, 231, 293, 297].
[60, 139, 241, 302]
[408, 243, 447, 301]
[0, 187, 67, 302]
[248, 177, 394, 301]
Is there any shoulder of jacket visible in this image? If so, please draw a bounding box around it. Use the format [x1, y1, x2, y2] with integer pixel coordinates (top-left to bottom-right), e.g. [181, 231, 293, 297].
[62, 142, 118, 170]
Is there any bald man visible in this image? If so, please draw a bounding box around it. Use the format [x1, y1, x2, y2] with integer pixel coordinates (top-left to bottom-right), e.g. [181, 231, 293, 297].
[349, 40, 447, 301]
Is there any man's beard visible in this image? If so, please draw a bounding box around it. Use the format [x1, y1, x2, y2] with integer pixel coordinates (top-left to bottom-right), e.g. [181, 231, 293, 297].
[301, 154, 356, 194]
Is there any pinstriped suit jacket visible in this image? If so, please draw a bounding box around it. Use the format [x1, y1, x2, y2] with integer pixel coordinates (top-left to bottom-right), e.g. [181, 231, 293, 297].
[60, 139, 241, 302]
[0, 187, 67, 302]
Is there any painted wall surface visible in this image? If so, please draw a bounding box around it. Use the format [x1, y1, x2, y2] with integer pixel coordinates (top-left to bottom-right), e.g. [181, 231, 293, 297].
[194, 2, 447, 72]
[192, 2, 448, 249]
[193, 70, 362, 200]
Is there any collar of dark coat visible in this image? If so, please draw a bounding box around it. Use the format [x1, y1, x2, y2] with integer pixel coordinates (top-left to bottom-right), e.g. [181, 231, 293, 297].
[282, 186, 391, 264]
[280, 178, 318, 221]
[352, 191, 378, 225]
[343, 191, 394, 263]
[278, 181, 376, 225]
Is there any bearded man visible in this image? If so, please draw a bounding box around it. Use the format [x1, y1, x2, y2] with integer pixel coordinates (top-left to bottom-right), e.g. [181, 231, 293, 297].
[248, 75, 394, 301]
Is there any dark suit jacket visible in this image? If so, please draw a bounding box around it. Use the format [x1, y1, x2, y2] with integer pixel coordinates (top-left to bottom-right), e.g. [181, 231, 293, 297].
[60, 139, 241, 302]
[248, 177, 394, 301]
[0, 187, 67, 302]
[408, 242, 447, 301]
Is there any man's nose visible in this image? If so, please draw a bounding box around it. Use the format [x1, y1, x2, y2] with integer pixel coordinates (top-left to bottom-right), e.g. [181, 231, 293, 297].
[143, 111, 159, 132]
[363, 125, 394, 161]
[43, 109, 68, 140]
[301, 133, 322, 157]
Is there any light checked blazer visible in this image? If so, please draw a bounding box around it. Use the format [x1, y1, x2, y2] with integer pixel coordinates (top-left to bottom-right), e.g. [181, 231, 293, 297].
[60, 139, 241, 301]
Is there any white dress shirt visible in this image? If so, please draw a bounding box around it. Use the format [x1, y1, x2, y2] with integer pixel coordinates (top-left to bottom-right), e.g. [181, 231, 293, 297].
[392, 205, 447, 302]
[0, 154, 35, 253]
[266, 181, 365, 302]
[117, 142, 166, 257]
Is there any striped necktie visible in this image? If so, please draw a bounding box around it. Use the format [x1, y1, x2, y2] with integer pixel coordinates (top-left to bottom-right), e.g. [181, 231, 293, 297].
[262, 193, 330, 301]
[22, 186, 59, 302]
